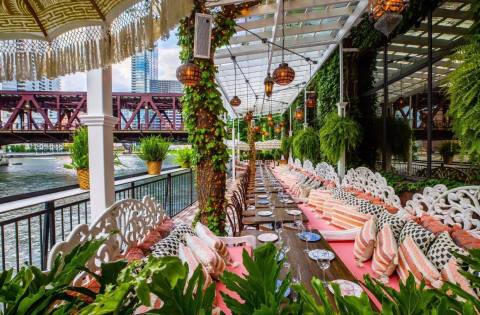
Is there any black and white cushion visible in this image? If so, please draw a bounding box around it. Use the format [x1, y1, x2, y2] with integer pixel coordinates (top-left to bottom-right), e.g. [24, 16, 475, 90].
[357, 202, 385, 217]
[376, 211, 407, 239]
[399, 221, 436, 253]
[170, 223, 196, 243]
[427, 231, 468, 270]
[331, 188, 353, 201]
[150, 234, 180, 257]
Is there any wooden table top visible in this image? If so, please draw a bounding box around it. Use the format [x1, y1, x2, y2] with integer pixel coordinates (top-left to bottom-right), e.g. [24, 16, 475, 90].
[241, 228, 374, 309]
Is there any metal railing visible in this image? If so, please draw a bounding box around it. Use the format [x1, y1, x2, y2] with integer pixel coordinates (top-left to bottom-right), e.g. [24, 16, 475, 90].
[0, 167, 196, 272]
[375, 160, 480, 178]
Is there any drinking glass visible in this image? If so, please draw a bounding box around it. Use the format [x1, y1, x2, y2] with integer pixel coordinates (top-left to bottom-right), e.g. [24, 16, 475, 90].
[292, 263, 302, 285]
[282, 238, 291, 270]
[276, 218, 284, 242]
[317, 258, 331, 286]
[302, 225, 311, 254]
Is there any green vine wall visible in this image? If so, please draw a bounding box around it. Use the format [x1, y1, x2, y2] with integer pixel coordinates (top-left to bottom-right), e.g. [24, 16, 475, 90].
[178, 0, 247, 235]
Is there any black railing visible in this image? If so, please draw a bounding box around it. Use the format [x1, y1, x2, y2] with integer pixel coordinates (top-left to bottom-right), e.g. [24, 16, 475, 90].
[0, 168, 196, 272]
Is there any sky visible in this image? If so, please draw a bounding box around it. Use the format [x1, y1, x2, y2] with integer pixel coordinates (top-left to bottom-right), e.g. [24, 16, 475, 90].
[59, 31, 181, 92]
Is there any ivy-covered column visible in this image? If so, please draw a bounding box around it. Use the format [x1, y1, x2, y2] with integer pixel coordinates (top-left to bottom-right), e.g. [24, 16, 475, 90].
[178, 1, 244, 235]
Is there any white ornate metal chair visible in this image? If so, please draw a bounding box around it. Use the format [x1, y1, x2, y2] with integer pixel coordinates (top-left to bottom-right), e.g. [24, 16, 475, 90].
[404, 185, 480, 238]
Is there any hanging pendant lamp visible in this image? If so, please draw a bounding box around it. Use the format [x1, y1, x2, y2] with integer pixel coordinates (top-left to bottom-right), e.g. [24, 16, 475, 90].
[230, 57, 241, 107]
[273, 0, 295, 86]
[371, 0, 408, 36]
[274, 124, 282, 134]
[295, 107, 304, 121]
[176, 60, 201, 87]
[306, 91, 317, 108]
[264, 73, 274, 97]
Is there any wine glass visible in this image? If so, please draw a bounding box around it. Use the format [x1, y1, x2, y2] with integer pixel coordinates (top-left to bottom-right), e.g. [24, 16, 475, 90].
[282, 238, 291, 270]
[276, 217, 284, 242]
[292, 263, 302, 285]
[317, 257, 331, 286]
[302, 225, 311, 254]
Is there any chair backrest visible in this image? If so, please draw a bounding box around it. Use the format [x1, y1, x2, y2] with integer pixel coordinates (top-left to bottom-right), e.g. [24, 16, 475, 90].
[47, 196, 165, 273]
[315, 162, 341, 187]
[404, 185, 480, 238]
[294, 158, 302, 168]
[303, 160, 314, 173]
[342, 167, 402, 210]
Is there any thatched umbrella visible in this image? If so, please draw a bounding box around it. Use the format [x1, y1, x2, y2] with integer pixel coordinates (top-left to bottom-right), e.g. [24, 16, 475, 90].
[0, 0, 193, 81]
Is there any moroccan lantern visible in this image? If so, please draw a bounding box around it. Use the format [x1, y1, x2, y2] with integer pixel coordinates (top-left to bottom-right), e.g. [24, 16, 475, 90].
[279, 121, 285, 128]
[268, 120, 275, 127]
[230, 57, 241, 106]
[295, 108, 304, 121]
[244, 111, 253, 122]
[306, 91, 316, 108]
[267, 113, 273, 121]
[397, 96, 405, 107]
[176, 61, 201, 87]
[273, 63, 295, 86]
[264, 73, 274, 97]
[371, 0, 408, 36]
[274, 124, 282, 134]
[254, 125, 261, 133]
[230, 95, 241, 107]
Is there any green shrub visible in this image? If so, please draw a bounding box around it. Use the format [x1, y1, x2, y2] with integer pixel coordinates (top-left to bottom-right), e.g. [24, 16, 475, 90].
[138, 136, 170, 162]
[320, 113, 362, 164]
[292, 127, 321, 163]
[64, 127, 89, 170]
[174, 147, 194, 168]
[439, 141, 460, 162]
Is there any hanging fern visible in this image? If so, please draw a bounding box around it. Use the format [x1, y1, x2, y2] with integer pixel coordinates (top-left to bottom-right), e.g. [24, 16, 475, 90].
[319, 113, 362, 164]
[292, 128, 321, 163]
[447, 35, 480, 162]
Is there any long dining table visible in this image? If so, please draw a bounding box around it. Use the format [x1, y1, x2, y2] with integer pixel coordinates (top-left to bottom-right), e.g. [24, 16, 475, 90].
[242, 164, 378, 310]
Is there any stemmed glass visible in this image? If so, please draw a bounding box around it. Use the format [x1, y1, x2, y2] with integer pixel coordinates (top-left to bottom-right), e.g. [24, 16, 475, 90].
[281, 237, 291, 270]
[275, 215, 284, 242]
[317, 257, 331, 286]
[292, 263, 302, 285]
[302, 225, 312, 254]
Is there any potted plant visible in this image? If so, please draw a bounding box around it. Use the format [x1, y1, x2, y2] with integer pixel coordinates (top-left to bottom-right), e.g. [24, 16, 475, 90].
[138, 136, 171, 175]
[292, 127, 322, 163]
[64, 127, 89, 189]
[439, 141, 460, 164]
[174, 147, 194, 169]
[280, 136, 291, 164]
[319, 113, 361, 164]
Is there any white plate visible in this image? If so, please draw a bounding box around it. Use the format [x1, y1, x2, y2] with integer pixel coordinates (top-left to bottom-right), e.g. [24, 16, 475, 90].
[286, 209, 302, 216]
[308, 249, 335, 261]
[257, 194, 269, 199]
[257, 233, 279, 242]
[257, 210, 273, 217]
[283, 199, 294, 204]
[328, 280, 363, 297]
[247, 205, 255, 211]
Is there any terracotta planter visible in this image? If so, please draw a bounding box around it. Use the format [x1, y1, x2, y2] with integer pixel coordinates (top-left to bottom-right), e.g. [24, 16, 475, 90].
[147, 161, 162, 175]
[77, 169, 90, 190]
[279, 159, 287, 165]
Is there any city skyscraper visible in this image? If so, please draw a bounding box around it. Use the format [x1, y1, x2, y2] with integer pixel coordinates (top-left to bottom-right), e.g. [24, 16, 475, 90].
[131, 45, 158, 93]
[0, 77, 60, 91]
[150, 80, 183, 93]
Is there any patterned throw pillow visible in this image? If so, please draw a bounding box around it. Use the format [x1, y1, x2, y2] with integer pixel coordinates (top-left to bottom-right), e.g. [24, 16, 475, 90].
[357, 201, 385, 217]
[372, 223, 398, 280]
[170, 223, 196, 244]
[150, 234, 180, 257]
[399, 221, 436, 253]
[354, 216, 377, 265]
[344, 195, 363, 206]
[397, 235, 443, 288]
[426, 231, 468, 271]
[376, 211, 407, 240]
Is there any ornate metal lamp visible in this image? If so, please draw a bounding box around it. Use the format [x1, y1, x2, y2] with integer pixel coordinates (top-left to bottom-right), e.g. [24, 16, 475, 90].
[306, 91, 316, 108]
[244, 111, 253, 122]
[371, 0, 408, 36]
[176, 61, 201, 87]
[268, 120, 275, 127]
[264, 73, 274, 97]
[274, 124, 282, 134]
[295, 108, 304, 121]
[230, 58, 241, 107]
[273, 0, 295, 85]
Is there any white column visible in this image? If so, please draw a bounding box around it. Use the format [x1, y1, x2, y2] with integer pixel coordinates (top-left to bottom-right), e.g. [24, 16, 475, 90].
[303, 88, 307, 129]
[81, 67, 117, 222]
[237, 119, 240, 159]
[337, 42, 347, 180]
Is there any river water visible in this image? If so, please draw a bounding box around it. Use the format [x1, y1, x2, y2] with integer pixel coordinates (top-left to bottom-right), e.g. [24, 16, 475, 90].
[0, 154, 177, 198]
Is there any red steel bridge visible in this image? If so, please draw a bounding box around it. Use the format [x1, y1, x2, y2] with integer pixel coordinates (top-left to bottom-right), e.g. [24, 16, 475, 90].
[0, 91, 188, 145]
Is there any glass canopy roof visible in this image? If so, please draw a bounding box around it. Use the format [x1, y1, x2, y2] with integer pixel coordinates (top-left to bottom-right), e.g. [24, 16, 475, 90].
[214, 0, 369, 117]
[373, 0, 473, 103]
